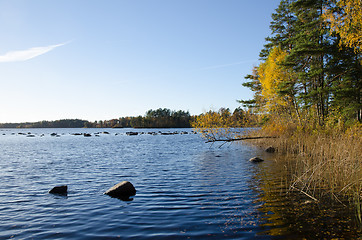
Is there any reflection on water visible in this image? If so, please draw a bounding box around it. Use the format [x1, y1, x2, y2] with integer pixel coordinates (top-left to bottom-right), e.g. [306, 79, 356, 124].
[0, 128, 360, 239]
[251, 154, 361, 239]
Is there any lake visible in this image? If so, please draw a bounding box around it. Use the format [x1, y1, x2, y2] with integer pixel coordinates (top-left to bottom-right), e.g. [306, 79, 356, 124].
[0, 128, 360, 239]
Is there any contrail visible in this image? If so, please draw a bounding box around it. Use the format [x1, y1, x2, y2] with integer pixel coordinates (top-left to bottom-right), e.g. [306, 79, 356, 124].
[0, 41, 70, 63]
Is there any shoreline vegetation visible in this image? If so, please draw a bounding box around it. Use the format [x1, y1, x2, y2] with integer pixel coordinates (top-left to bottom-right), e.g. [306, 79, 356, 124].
[248, 124, 361, 216]
[193, 0, 361, 223]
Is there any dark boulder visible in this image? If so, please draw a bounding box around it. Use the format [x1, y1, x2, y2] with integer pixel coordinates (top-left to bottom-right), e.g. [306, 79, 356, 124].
[49, 185, 68, 195]
[104, 181, 136, 200]
[249, 157, 264, 163]
[126, 132, 138, 136]
[265, 146, 276, 153]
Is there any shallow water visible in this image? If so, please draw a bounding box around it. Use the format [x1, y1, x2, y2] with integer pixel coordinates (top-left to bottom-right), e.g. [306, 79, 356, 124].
[0, 128, 360, 239]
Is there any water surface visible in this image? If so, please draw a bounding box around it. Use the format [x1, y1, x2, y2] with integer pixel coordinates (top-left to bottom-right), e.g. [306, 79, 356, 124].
[0, 128, 360, 239]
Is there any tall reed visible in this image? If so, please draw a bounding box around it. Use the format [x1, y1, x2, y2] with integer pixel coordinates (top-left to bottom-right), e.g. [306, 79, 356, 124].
[249, 123, 362, 221]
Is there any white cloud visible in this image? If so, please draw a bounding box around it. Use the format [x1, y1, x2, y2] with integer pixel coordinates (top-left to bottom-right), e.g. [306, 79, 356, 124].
[0, 42, 68, 63]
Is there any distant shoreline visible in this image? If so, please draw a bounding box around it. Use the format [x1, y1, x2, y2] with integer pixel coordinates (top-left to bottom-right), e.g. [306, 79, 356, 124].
[0, 126, 193, 129]
[0, 109, 195, 129]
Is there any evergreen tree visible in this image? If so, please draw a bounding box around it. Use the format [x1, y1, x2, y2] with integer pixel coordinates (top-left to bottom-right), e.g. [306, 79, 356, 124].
[242, 0, 361, 127]
[260, 0, 297, 60]
[327, 42, 362, 122]
[285, 0, 333, 125]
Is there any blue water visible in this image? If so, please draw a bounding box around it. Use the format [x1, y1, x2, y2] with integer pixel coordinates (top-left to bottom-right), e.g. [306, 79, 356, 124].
[0, 128, 360, 239]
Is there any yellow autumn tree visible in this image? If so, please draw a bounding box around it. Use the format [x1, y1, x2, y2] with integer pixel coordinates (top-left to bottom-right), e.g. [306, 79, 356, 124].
[323, 0, 362, 53]
[191, 109, 236, 142]
[257, 46, 301, 135]
[191, 108, 261, 142]
[258, 46, 292, 113]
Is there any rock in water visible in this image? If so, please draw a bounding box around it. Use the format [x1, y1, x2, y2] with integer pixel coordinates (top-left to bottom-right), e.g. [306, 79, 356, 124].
[49, 185, 68, 195]
[265, 146, 276, 153]
[104, 181, 136, 199]
[249, 157, 264, 163]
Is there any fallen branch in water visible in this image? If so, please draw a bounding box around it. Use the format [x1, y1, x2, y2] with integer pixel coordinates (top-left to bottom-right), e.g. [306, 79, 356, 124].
[290, 185, 319, 202]
[205, 136, 277, 143]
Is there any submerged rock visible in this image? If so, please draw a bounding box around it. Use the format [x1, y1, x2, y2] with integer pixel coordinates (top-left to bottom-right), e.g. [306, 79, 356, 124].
[104, 181, 136, 200]
[265, 146, 276, 153]
[49, 185, 68, 195]
[249, 157, 264, 163]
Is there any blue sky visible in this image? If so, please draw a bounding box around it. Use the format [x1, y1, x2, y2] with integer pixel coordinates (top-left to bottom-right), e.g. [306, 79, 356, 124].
[0, 0, 280, 123]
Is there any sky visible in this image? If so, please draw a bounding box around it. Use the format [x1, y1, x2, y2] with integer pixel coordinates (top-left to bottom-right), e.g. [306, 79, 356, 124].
[0, 0, 280, 123]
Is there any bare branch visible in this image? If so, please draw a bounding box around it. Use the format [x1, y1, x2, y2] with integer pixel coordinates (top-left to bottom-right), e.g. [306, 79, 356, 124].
[205, 136, 277, 143]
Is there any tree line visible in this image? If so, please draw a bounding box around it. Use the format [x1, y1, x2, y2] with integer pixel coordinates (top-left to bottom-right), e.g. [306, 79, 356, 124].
[93, 108, 194, 128]
[0, 119, 90, 129]
[0, 108, 257, 129]
[240, 0, 361, 131]
[85, 108, 258, 128]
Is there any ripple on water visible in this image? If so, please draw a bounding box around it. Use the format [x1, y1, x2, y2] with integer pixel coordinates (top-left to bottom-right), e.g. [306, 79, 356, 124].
[0, 128, 360, 239]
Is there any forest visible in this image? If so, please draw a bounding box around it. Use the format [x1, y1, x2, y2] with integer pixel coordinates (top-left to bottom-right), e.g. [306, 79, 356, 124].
[239, 0, 361, 129]
[193, 0, 361, 213]
[195, 0, 361, 138]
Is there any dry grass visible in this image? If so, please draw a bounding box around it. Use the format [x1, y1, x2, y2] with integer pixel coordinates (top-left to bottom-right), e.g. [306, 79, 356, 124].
[248, 123, 362, 221]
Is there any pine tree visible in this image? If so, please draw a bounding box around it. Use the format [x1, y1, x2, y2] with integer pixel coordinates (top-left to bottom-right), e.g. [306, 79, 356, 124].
[283, 0, 334, 125]
[327, 41, 362, 122]
[260, 0, 297, 60]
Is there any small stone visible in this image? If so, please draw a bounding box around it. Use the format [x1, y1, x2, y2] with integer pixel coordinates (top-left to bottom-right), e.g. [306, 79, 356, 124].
[49, 185, 68, 195]
[104, 181, 136, 199]
[265, 146, 276, 153]
[249, 157, 264, 163]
